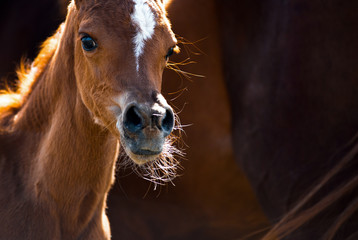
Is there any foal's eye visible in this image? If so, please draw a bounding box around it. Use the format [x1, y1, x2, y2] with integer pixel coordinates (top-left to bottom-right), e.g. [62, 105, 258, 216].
[165, 47, 174, 61]
[81, 36, 98, 51]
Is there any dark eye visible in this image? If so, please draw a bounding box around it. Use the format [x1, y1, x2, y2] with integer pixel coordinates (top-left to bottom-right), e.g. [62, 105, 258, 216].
[81, 36, 97, 51]
[165, 47, 174, 60]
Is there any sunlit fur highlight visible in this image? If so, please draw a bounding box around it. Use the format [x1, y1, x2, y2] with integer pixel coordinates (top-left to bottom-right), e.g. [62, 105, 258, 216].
[0, 24, 63, 123]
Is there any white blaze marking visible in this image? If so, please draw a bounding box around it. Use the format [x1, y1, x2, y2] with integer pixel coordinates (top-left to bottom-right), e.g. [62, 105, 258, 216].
[131, 0, 156, 71]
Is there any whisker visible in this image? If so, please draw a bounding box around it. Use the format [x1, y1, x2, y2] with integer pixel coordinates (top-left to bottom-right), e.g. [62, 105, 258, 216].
[176, 35, 207, 56]
[117, 133, 185, 191]
[167, 63, 204, 79]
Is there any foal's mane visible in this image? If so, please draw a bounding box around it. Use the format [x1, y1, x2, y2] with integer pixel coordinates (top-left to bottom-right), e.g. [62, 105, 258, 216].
[0, 24, 63, 118]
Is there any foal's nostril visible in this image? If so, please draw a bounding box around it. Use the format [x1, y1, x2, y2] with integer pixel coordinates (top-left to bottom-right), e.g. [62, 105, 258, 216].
[123, 103, 174, 136]
[161, 109, 174, 135]
[124, 106, 143, 133]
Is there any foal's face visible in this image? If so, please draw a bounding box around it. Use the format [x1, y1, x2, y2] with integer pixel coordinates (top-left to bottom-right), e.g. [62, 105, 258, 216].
[73, 0, 177, 164]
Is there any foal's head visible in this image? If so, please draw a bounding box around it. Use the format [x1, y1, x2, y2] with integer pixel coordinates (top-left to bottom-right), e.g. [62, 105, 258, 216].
[71, 0, 178, 166]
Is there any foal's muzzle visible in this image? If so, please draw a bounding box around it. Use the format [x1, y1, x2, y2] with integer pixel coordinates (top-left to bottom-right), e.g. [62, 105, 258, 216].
[119, 101, 174, 164]
[123, 103, 174, 138]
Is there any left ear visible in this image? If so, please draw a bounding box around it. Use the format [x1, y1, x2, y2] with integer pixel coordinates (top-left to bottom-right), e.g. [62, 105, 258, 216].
[161, 0, 173, 8]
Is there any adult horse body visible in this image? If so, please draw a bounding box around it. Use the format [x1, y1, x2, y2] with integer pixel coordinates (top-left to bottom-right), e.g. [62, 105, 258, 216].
[217, 0, 358, 239]
[0, 0, 177, 239]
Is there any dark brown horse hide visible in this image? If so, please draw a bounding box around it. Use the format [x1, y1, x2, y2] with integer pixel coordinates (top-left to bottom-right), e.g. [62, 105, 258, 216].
[217, 0, 358, 239]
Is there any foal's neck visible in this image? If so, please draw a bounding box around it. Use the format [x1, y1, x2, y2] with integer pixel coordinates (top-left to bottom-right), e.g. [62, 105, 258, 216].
[12, 18, 119, 237]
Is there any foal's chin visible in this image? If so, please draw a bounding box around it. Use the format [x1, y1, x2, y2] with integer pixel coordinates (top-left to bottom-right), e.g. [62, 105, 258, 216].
[121, 135, 170, 165]
[124, 147, 161, 165]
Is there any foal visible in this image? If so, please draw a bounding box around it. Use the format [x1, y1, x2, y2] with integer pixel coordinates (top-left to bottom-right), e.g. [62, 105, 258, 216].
[0, 0, 178, 239]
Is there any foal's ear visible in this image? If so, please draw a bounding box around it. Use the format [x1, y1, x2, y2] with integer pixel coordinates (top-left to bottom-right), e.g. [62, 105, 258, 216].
[161, 0, 173, 8]
[74, 0, 83, 9]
